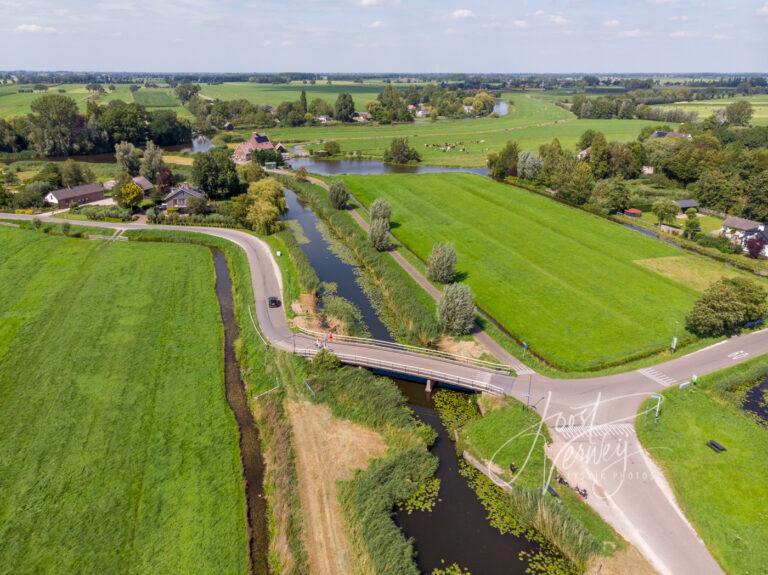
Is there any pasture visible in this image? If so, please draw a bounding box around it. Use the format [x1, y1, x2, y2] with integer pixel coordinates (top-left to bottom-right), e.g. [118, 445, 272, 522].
[0, 228, 249, 574]
[653, 95, 768, 126]
[0, 83, 191, 118]
[264, 94, 656, 167]
[339, 173, 754, 370]
[200, 81, 388, 108]
[637, 357, 768, 575]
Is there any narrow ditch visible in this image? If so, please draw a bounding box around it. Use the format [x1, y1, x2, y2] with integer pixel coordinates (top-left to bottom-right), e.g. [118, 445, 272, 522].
[212, 248, 269, 575]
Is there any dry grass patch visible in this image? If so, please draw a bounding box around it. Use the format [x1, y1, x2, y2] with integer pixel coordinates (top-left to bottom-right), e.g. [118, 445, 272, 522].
[288, 400, 386, 575]
[586, 546, 656, 575]
[635, 255, 744, 292]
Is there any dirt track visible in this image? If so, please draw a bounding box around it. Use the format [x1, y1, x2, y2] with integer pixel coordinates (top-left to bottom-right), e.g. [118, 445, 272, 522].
[287, 400, 386, 575]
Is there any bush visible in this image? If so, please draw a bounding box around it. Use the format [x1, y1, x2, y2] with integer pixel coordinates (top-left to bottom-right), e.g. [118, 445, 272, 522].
[383, 137, 421, 164]
[427, 242, 457, 284]
[323, 140, 341, 156]
[438, 283, 475, 335]
[369, 217, 391, 251]
[369, 198, 391, 222]
[328, 181, 350, 210]
[686, 277, 767, 336]
[696, 234, 741, 254]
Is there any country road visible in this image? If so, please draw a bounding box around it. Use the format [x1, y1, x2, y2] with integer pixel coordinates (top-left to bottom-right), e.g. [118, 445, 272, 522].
[6, 212, 757, 574]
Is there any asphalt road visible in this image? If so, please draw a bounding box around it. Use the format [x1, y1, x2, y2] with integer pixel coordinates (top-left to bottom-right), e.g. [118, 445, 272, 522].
[6, 213, 755, 574]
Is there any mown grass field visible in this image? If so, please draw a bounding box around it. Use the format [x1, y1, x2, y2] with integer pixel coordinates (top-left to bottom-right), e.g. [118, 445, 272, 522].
[200, 81, 389, 108]
[0, 83, 192, 119]
[637, 357, 768, 574]
[654, 94, 768, 126]
[339, 173, 758, 370]
[262, 94, 657, 167]
[0, 227, 249, 574]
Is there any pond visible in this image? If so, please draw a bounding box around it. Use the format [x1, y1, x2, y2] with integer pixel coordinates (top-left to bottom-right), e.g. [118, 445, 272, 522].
[287, 156, 488, 177]
[743, 377, 768, 425]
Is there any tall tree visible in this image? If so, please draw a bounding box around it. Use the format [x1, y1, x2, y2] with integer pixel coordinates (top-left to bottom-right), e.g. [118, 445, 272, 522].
[28, 94, 80, 156]
[652, 198, 679, 225]
[438, 283, 475, 336]
[140, 141, 164, 181]
[742, 170, 768, 222]
[192, 148, 240, 198]
[487, 140, 520, 180]
[299, 90, 308, 114]
[588, 132, 609, 179]
[725, 100, 754, 126]
[114, 141, 142, 176]
[175, 83, 201, 103]
[60, 159, 94, 188]
[328, 181, 350, 209]
[427, 243, 457, 284]
[369, 217, 391, 251]
[334, 93, 356, 122]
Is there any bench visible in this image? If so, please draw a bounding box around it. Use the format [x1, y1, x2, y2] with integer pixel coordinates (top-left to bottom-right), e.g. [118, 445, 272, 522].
[707, 439, 726, 453]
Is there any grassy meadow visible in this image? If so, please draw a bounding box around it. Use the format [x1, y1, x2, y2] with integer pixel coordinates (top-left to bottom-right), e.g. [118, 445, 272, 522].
[653, 94, 768, 126]
[0, 228, 249, 574]
[200, 81, 388, 108]
[0, 83, 192, 119]
[637, 357, 768, 574]
[262, 94, 657, 167]
[339, 173, 757, 370]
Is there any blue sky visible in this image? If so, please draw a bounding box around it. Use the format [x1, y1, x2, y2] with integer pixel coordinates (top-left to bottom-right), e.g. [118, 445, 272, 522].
[1, 0, 767, 73]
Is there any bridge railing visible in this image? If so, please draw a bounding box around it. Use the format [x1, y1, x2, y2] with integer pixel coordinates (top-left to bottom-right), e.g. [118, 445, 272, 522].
[296, 327, 513, 374]
[295, 347, 505, 395]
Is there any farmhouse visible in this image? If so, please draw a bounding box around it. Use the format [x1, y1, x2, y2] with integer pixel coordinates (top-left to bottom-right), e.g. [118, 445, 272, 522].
[721, 216, 768, 256]
[132, 176, 154, 195]
[45, 183, 105, 209]
[163, 183, 205, 209]
[650, 130, 693, 140]
[352, 112, 371, 122]
[675, 199, 699, 212]
[624, 208, 643, 218]
[233, 132, 274, 163]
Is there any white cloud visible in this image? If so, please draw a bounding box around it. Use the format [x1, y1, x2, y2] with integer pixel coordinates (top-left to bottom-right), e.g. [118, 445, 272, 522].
[14, 23, 56, 33]
[280, 39, 294, 46]
[647, 0, 677, 4]
[512, 19, 529, 28]
[712, 32, 729, 40]
[368, 19, 383, 28]
[603, 19, 620, 27]
[357, 0, 382, 5]
[670, 30, 699, 38]
[669, 15, 689, 21]
[444, 27, 457, 35]
[533, 10, 568, 25]
[450, 8, 474, 19]
[758, 2, 768, 15]
[618, 29, 649, 38]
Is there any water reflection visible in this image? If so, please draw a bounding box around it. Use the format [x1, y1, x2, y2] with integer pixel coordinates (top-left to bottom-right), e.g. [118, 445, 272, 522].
[288, 157, 488, 177]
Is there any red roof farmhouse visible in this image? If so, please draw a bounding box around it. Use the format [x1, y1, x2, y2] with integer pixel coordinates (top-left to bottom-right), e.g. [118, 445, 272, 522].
[44, 183, 106, 209]
[233, 132, 274, 163]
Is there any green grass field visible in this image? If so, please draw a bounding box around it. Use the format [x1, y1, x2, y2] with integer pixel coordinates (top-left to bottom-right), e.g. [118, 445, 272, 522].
[653, 95, 768, 126]
[0, 83, 192, 119]
[200, 81, 388, 109]
[0, 228, 248, 574]
[261, 94, 657, 167]
[339, 173, 756, 370]
[637, 358, 768, 574]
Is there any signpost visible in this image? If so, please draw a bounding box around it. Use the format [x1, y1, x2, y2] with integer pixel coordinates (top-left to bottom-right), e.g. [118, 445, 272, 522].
[651, 393, 663, 424]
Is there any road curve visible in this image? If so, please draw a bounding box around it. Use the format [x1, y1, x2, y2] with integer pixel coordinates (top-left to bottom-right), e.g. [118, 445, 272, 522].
[6, 213, 757, 574]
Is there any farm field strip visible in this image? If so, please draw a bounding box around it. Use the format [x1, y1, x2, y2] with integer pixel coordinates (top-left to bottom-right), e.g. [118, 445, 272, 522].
[339, 173, 755, 370]
[654, 95, 768, 125]
[0, 228, 249, 574]
[266, 94, 657, 167]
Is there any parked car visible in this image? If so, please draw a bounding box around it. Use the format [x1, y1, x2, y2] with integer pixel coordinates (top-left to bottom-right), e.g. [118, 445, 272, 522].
[267, 296, 281, 308]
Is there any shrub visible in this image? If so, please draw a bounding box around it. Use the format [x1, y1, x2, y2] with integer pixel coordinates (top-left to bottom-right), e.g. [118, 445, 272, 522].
[686, 277, 767, 336]
[323, 140, 341, 156]
[427, 242, 457, 284]
[369, 198, 391, 222]
[311, 348, 340, 373]
[328, 181, 350, 210]
[696, 234, 741, 254]
[31, 217, 41, 230]
[438, 283, 475, 335]
[61, 222, 71, 236]
[369, 217, 391, 251]
[383, 137, 421, 164]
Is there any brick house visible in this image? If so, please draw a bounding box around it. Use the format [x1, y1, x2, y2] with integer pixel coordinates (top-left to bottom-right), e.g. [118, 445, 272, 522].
[45, 183, 105, 209]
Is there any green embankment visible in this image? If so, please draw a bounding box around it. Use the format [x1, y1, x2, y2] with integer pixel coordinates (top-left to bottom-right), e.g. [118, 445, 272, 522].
[637, 357, 768, 575]
[0, 227, 249, 574]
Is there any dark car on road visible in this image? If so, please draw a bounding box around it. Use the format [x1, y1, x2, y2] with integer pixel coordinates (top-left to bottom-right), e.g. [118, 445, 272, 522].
[267, 296, 281, 308]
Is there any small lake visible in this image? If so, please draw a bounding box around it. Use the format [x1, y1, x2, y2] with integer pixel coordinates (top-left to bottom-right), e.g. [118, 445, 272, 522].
[288, 157, 488, 177]
[744, 377, 768, 425]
